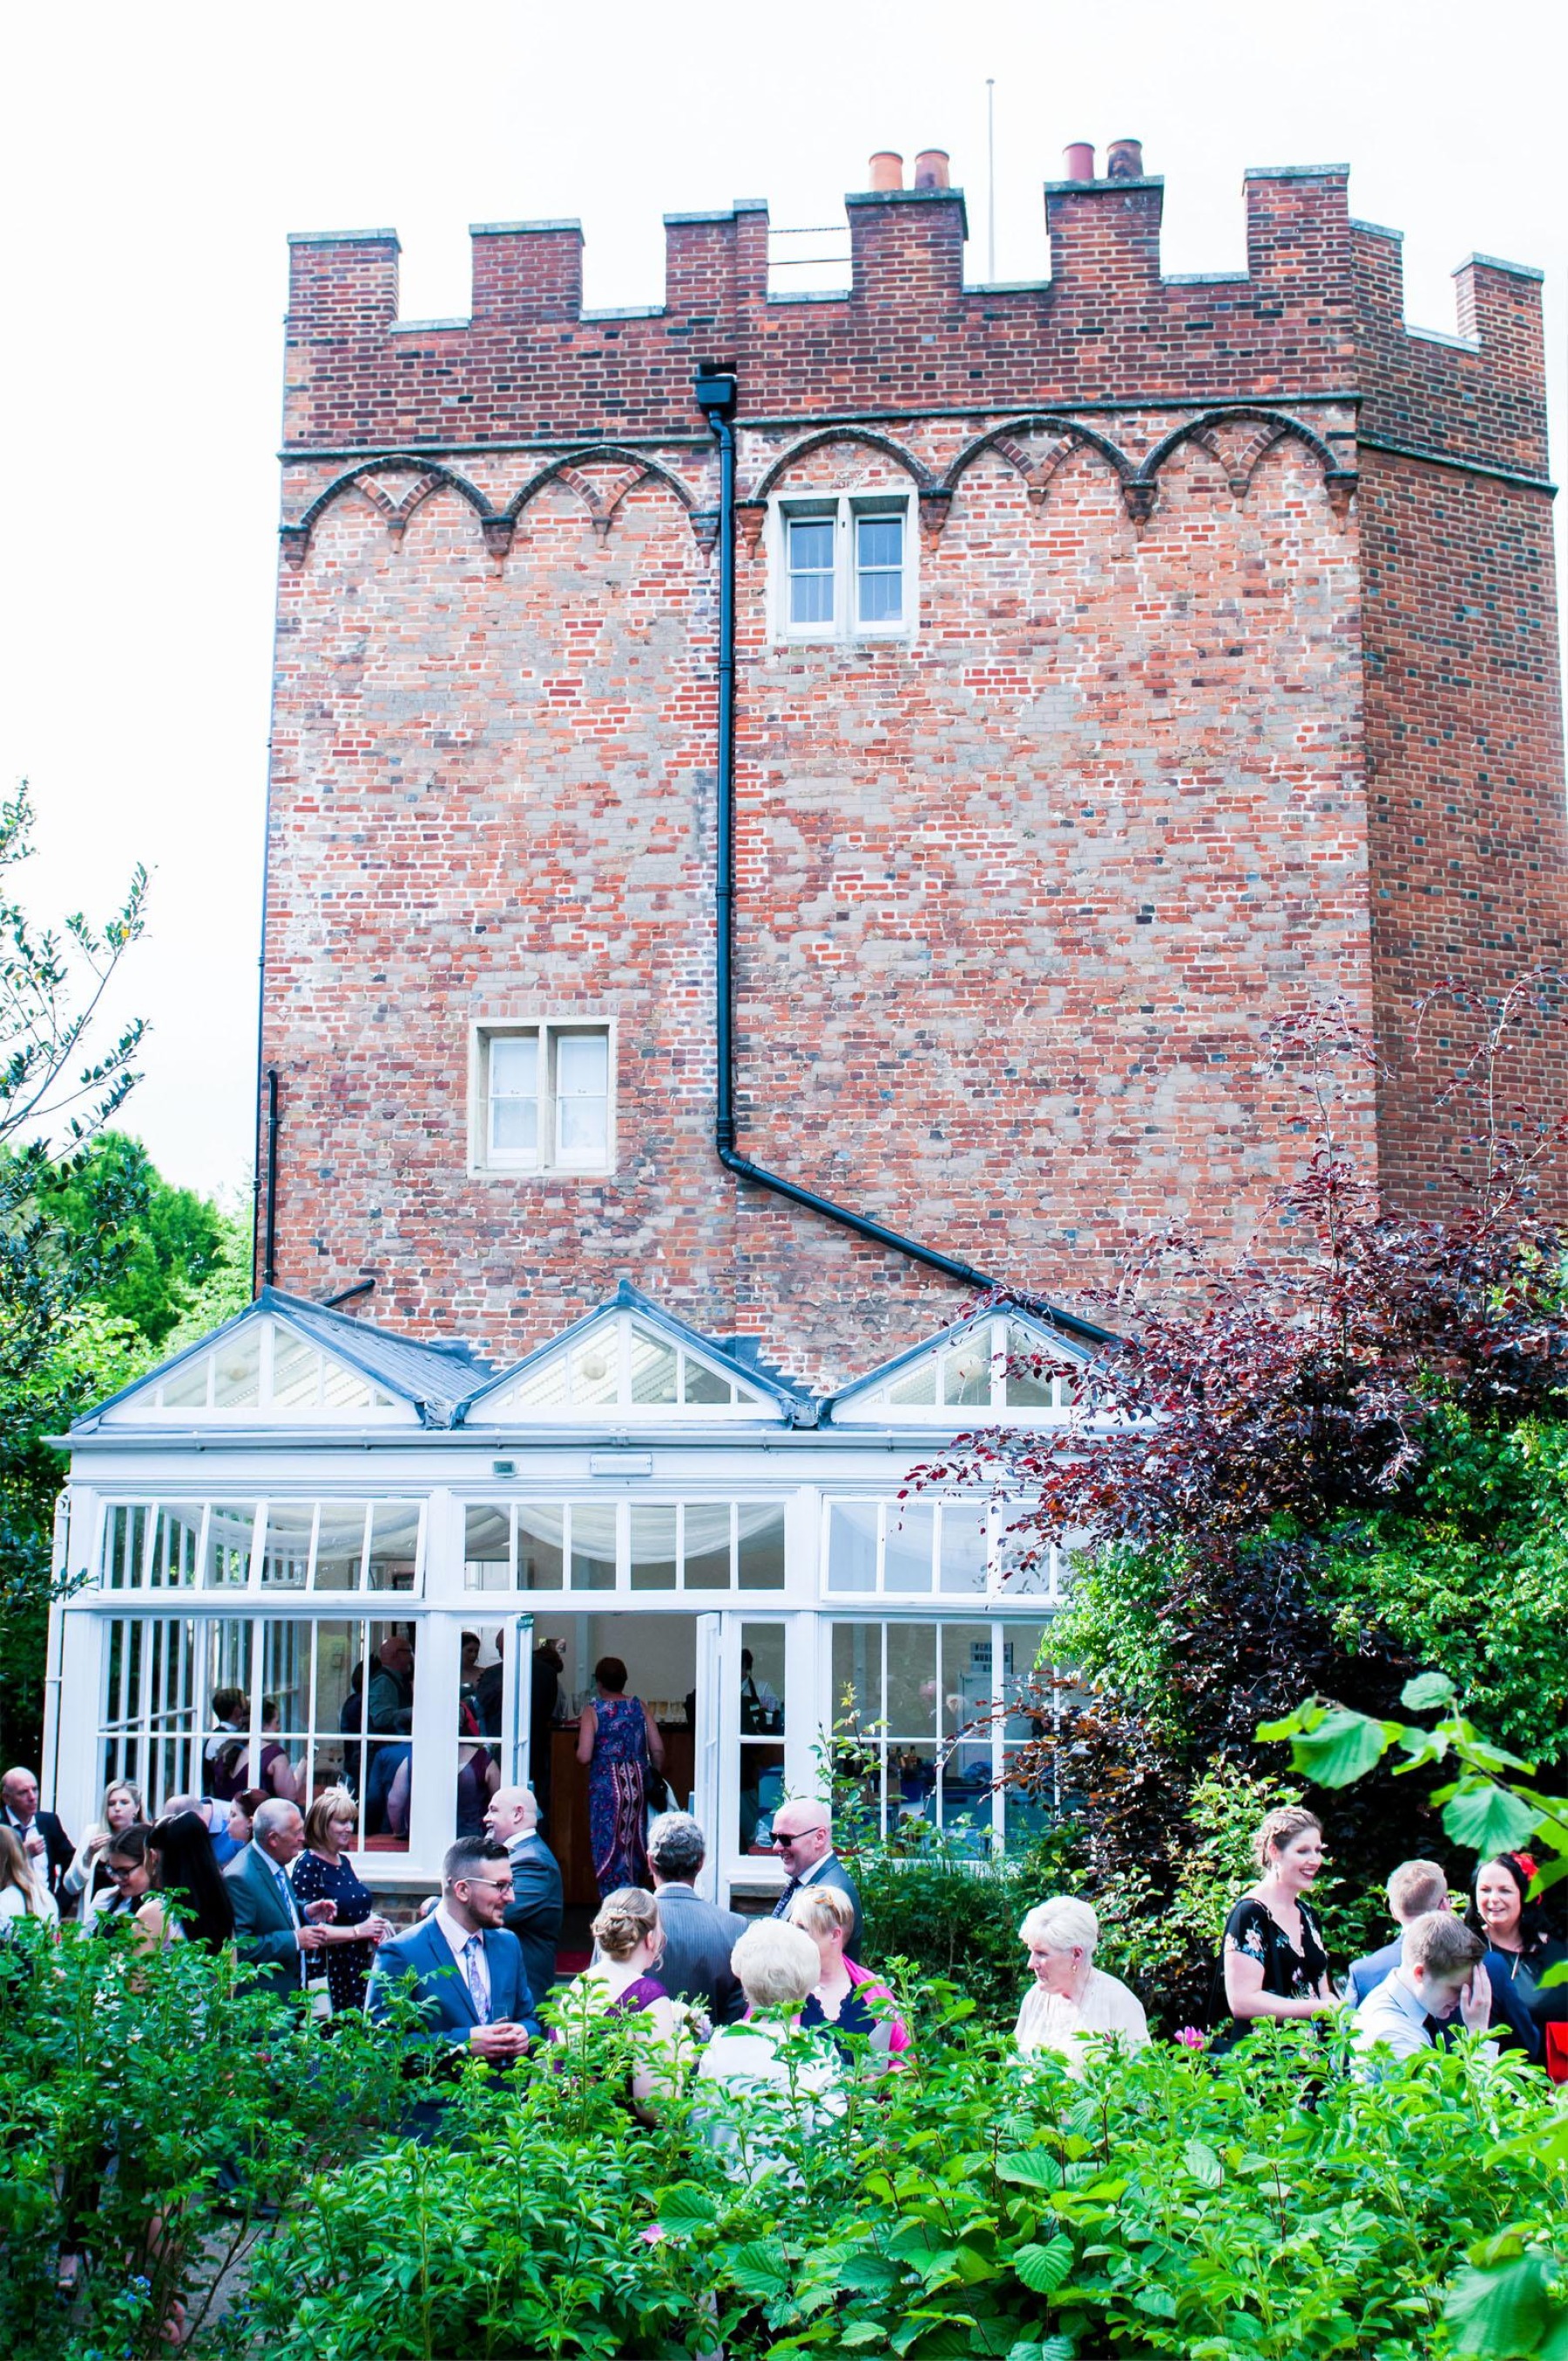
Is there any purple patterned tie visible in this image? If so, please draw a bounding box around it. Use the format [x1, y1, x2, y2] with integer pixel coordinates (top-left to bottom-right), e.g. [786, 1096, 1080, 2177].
[463, 1934, 489, 2023]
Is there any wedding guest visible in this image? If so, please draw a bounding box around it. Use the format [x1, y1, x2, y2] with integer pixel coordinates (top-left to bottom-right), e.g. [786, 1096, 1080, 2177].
[1347, 1857, 1539, 2059]
[62, 1779, 144, 1929]
[1014, 1898, 1147, 2075]
[367, 1836, 538, 2066]
[788, 1884, 908, 2063]
[134, 1810, 236, 1952]
[559, 1887, 689, 2109]
[697, 1921, 842, 2179]
[204, 1689, 252, 1801]
[0, 1824, 59, 1933]
[256, 1698, 301, 1806]
[646, 1811, 746, 2024]
[1466, 1852, 1568, 2004]
[768, 1801, 862, 1957]
[226, 1798, 337, 1998]
[484, 1785, 562, 2011]
[290, 1788, 394, 2014]
[578, 1657, 663, 1897]
[1213, 1806, 1337, 2049]
[1353, 1911, 1493, 2068]
[224, 1789, 269, 1856]
[1, 1766, 73, 1902]
[97, 1825, 154, 1925]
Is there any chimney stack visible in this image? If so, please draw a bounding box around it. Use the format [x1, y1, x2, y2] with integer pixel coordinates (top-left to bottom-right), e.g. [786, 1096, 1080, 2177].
[913, 148, 950, 190]
[868, 151, 904, 192]
[1062, 142, 1096, 183]
[1106, 137, 1145, 179]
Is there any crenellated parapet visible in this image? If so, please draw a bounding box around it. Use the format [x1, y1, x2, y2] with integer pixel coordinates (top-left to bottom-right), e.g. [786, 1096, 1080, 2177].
[280, 157, 1548, 491]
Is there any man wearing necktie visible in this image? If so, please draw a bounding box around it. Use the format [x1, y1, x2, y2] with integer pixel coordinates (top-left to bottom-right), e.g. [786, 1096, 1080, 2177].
[768, 1799, 864, 1959]
[368, 1836, 540, 2076]
[224, 1798, 337, 1999]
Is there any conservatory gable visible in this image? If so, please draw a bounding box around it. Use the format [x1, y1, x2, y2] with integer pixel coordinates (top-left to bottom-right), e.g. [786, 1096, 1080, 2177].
[462, 1286, 795, 1424]
[827, 1308, 1094, 1424]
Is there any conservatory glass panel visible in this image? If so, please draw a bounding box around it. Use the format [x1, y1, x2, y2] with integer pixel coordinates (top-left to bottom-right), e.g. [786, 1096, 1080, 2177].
[366, 1503, 422, 1593]
[160, 1356, 212, 1411]
[102, 1505, 152, 1589]
[631, 1505, 679, 1592]
[940, 1339, 992, 1410]
[568, 1333, 621, 1409]
[683, 1502, 733, 1591]
[887, 1360, 938, 1406]
[271, 1332, 321, 1410]
[737, 1622, 787, 1855]
[515, 1505, 565, 1590]
[681, 1356, 733, 1405]
[736, 1505, 786, 1591]
[882, 1501, 935, 1593]
[1003, 1322, 1058, 1410]
[826, 1499, 878, 1593]
[569, 1503, 617, 1592]
[203, 1505, 258, 1589]
[938, 1501, 989, 1593]
[315, 1503, 372, 1593]
[259, 1502, 316, 1590]
[212, 1331, 262, 1410]
[628, 1329, 679, 1406]
[463, 1504, 512, 1592]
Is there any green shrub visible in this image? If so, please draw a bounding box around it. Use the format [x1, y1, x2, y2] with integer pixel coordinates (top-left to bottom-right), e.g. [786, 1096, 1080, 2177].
[233, 1999, 1565, 2361]
[0, 1919, 403, 2361]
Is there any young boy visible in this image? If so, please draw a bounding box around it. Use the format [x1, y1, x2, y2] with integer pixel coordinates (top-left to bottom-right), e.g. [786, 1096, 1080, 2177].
[1352, 1911, 1493, 2067]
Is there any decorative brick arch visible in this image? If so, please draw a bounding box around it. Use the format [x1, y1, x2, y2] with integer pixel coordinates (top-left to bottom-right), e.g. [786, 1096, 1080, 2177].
[748, 427, 933, 505]
[1131, 407, 1357, 528]
[280, 454, 493, 565]
[503, 446, 701, 548]
[941, 415, 1134, 507]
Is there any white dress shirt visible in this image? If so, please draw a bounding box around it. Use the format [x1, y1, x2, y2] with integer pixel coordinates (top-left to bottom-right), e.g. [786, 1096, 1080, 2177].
[1353, 1966, 1495, 2067]
[434, 1904, 490, 2019]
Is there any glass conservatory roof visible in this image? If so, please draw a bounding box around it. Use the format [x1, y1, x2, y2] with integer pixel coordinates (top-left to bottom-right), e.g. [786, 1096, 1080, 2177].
[825, 1309, 1093, 1424]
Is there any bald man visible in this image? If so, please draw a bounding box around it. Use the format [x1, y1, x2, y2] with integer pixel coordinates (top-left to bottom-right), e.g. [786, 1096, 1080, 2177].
[484, 1785, 562, 2008]
[2, 1768, 73, 1904]
[768, 1799, 863, 1958]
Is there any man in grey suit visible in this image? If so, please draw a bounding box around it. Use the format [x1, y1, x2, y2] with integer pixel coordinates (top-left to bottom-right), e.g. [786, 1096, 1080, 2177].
[484, 1783, 562, 2013]
[768, 1799, 863, 1958]
[223, 1798, 337, 1999]
[646, 1811, 747, 2023]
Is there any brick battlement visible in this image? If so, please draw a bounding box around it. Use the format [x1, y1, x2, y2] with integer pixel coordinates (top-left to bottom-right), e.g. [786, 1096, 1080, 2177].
[283, 166, 1549, 486]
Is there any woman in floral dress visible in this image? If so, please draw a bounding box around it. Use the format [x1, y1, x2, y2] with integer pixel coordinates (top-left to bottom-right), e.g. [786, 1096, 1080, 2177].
[1212, 1804, 1339, 2053]
[577, 1656, 665, 1898]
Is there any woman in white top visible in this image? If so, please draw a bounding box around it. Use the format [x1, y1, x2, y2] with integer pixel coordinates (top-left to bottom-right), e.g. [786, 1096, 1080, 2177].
[698, 1920, 843, 2180]
[0, 1825, 60, 1933]
[62, 1778, 144, 1930]
[1015, 1897, 1149, 2076]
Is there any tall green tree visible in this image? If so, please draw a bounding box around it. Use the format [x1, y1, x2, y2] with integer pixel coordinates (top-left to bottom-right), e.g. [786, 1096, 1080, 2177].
[0, 782, 150, 1762]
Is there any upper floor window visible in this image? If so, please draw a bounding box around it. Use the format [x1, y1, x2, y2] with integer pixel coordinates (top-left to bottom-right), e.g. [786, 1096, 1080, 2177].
[476, 1024, 613, 1175]
[776, 493, 913, 642]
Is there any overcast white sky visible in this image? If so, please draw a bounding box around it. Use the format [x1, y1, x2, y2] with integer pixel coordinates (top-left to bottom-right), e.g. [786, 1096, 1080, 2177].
[1, 0, 1563, 1202]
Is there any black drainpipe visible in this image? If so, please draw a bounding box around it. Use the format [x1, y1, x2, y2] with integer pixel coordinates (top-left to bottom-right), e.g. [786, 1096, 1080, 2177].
[693, 367, 1109, 1323]
[261, 1066, 280, 1288]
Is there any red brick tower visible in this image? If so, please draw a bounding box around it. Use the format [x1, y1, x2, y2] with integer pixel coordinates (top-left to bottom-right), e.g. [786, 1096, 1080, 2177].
[260, 146, 1565, 1385]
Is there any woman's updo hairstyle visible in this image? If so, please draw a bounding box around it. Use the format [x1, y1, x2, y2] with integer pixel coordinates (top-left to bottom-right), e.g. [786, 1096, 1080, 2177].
[1253, 1805, 1322, 1870]
[591, 1885, 659, 1962]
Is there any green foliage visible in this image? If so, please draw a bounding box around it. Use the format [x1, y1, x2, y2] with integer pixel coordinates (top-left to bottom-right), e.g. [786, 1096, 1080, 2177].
[1321, 1412, 1568, 1767]
[229, 1995, 1567, 2361]
[42, 1131, 233, 1348]
[850, 1824, 1085, 2027]
[0, 1920, 405, 2361]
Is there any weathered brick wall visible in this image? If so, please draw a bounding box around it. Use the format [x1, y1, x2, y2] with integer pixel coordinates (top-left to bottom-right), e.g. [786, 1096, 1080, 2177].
[260, 159, 1564, 1383]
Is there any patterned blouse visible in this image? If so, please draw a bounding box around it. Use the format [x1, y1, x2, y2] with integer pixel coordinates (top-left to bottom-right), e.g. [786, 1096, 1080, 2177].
[1213, 1894, 1329, 2046]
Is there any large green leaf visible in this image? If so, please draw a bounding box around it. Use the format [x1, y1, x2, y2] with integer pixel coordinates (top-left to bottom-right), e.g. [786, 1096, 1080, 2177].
[1184, 2137, 1224, 2190]
[997, 2149, 1063, 2189]
[1281, 1706, 1391, 1788]
[1444, 2254, 1558, 2356]
[655, 2182, 718, 2229]
[1402, 1671, 1457, 1710]
[1436, 1783, 1541, 1857]
[727, 2239, 795, 2305]
[1012, 2236, 1075, 2296]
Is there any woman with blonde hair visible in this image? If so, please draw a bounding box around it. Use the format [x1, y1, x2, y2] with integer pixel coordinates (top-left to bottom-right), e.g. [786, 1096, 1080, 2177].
[62, 1777, 144, 1928]
[788, 1884, 909, 2062]
[289, 1787, 394, 2014]
[558, 1886, 689, 2109]
[1214, 1804, 1338, 2050]
[0, 1824, 59, 1932]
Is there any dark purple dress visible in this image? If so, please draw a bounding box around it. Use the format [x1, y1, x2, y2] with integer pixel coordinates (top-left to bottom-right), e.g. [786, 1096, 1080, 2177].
[588, 1695, 652, 1897]
[608, 1973, 668, 2016]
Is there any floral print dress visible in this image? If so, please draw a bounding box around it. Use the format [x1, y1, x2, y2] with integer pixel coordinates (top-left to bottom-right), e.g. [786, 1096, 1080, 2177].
[1212, 1894, 1329, 2052]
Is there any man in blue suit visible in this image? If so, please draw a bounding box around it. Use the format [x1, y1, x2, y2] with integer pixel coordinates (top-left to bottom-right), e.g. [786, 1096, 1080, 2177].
[367, 1836, 541, 2071]
[1346, 1857, 1540, 2058]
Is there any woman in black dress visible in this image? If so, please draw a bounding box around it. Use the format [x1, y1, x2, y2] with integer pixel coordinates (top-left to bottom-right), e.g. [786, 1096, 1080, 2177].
[290, 1788, 395, 2014]
[1213, 1805, 1338, 2051]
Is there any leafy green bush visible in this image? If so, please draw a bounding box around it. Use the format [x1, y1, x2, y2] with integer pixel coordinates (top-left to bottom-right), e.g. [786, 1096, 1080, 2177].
[0, 1920, 403, 2361]
[848, 1823, 1085, 2028]
[233, 1997, 1566, 2361]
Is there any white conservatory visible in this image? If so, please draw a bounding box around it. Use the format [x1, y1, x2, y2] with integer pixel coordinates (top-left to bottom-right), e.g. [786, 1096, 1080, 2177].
[48, 1282, 1095, 1907]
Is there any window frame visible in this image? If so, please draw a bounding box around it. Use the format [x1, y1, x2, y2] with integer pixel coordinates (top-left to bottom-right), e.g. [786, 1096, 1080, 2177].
[470, 1018, 617, 1178]
[770, 489, 917, 646]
